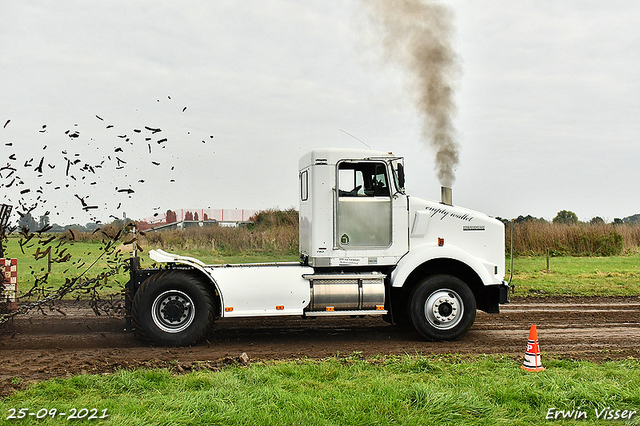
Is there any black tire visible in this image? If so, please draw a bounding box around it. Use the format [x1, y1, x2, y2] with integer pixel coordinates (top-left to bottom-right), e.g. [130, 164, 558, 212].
[132, 271, 216, 346]
[408, 274, 476, 341]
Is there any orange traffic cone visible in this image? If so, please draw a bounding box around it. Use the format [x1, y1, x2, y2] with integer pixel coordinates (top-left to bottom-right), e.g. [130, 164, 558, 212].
[521, 324, 545, 371]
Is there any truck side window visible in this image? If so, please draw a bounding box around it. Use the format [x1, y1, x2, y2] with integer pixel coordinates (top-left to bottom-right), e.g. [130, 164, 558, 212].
[300, 170, 309, 201]
[338, 162, 390, 197]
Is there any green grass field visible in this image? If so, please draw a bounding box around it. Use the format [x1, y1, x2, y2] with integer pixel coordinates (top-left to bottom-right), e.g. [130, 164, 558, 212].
[3, 238, 128, 298]
[509, 254, 640, 297]
[1, 355, 639, 425]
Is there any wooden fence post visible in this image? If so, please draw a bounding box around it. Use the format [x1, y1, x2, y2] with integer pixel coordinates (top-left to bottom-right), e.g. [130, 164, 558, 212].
[546, 248, 550, 271]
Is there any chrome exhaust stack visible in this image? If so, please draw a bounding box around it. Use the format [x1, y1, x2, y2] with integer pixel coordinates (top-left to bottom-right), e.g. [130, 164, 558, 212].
[440, 186, 452, 206]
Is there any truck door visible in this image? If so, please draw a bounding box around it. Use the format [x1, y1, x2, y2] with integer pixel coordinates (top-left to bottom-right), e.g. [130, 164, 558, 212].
[336, 161, 392, 248]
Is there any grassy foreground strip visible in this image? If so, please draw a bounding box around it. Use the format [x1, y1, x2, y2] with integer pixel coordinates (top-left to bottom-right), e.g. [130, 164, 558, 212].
[2, 355, 639, 425]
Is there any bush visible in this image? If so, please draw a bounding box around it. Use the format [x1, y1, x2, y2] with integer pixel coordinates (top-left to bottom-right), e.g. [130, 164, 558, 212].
[141, 209, 299, 255]
[251, 208, 298, 228]
[507, 222, 634, 256]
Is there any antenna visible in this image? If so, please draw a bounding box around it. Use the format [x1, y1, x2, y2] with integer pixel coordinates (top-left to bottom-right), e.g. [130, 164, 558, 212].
[339, 129, 370, 149]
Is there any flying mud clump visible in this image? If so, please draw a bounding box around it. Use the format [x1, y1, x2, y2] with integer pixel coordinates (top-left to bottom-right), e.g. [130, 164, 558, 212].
[0, 98, 213, 323]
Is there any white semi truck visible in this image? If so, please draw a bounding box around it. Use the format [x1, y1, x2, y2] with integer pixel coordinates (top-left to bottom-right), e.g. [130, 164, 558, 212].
[126, 148, 510, 346]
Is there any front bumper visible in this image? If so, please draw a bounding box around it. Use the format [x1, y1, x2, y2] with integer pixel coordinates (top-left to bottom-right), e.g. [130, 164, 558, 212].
[477, 281, 511, 314]
[499, 280, 511, 304]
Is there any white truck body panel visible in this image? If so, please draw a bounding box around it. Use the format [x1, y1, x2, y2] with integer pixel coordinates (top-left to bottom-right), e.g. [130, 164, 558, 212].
[150, 249, 209, 268]
[207, 265, 313, 317]
[398, 196, 505, 286]
[150, 249, 313, 317]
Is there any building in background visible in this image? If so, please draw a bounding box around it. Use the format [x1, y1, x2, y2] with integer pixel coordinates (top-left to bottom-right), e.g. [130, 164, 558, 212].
[138, 209, 258, 231]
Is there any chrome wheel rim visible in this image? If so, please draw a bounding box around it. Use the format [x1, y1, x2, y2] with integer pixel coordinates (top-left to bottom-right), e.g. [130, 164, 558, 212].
[423, 289, 464, 330]
[151, 290, 196, 333]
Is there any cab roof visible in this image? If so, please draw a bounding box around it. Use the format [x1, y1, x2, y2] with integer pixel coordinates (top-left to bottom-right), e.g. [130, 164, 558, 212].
[299, 148, 398, 170]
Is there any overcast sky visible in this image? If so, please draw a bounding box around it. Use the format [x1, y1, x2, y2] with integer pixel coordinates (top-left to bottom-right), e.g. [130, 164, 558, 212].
[1, 0, 639, 226]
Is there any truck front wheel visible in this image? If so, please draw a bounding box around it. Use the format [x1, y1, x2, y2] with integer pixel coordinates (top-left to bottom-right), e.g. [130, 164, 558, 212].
[409, 275, 476, 341]
[132, 271, 216, 346]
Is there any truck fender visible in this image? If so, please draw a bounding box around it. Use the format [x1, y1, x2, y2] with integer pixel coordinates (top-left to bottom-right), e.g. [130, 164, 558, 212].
[149, 249, 223, 305]
[391, 244, 497, 289]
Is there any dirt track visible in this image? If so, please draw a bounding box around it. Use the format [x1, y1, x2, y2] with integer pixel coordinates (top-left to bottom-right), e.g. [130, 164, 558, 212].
[1, 296, 639, 396]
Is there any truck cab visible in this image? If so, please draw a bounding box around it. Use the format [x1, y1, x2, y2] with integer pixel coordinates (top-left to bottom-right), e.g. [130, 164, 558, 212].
[127, 148, 510, 346]
[299, 148, 408, 268]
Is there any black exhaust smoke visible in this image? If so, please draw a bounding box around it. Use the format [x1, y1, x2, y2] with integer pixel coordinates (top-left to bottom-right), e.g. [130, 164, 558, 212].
[361, 0, 460, 188]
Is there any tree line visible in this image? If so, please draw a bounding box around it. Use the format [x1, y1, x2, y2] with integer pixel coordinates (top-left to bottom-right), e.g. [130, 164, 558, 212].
[14, 212, 132, 234]
[497, 210, 640, 226]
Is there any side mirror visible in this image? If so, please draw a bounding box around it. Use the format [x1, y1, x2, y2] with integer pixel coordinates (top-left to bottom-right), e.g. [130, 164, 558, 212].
[397, 163, 405, 189]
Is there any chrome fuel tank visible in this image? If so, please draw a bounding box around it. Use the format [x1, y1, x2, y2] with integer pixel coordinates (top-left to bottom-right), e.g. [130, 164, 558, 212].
[304, 272, 385, 311]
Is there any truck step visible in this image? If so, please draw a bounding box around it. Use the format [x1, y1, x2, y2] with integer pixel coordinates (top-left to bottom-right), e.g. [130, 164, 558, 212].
[305, 309, 388, 317]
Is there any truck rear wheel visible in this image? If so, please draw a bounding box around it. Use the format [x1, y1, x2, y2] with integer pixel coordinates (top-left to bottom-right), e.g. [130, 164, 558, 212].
[132, 271, 216, 346]
[409, 274, 476, 341]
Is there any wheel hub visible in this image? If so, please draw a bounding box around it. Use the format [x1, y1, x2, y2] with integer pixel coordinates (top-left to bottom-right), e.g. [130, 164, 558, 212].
[436, 300, 453, 318]
[161, 298, 190, 322]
